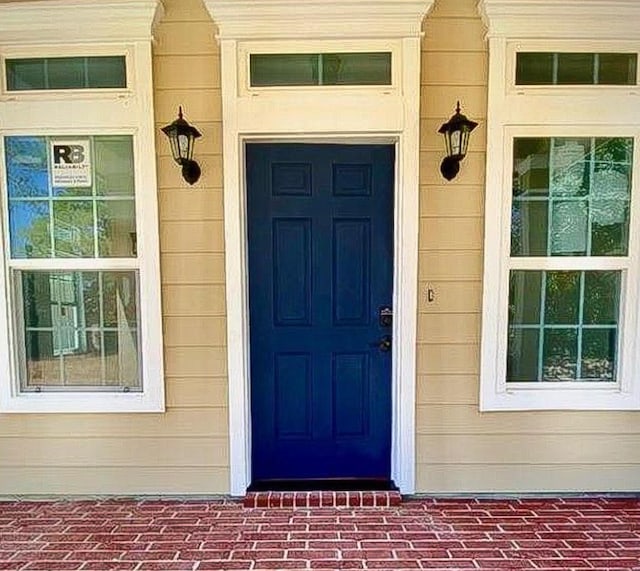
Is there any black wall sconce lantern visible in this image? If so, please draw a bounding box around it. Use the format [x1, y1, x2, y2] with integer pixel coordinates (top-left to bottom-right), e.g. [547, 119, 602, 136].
[438, 101, 477, 181]
[161, 106, 202, 185]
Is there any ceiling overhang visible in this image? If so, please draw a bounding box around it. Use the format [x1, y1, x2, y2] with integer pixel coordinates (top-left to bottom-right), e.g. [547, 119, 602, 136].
[0, 0, 164, 46]
[202, 0, 435, 40]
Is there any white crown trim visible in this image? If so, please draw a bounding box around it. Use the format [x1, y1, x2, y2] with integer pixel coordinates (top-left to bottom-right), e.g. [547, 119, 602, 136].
[0, 0, 164, 46]
[478, 0, 640, 40]
[202, 0, 434, 40]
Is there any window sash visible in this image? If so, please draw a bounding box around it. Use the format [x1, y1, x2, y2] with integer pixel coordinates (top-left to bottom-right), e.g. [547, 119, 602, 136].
[481, 122, 640, 409]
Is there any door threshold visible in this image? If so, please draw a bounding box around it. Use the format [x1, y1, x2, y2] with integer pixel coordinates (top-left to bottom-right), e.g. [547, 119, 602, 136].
[247, 478, 397, 492]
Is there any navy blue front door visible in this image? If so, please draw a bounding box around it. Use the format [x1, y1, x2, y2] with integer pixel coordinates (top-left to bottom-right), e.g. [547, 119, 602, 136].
[247, 143, 394, 482]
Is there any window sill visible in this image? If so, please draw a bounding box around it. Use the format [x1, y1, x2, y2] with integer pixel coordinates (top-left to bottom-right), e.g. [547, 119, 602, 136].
[480, 383, 640, 411]
[0, 390, 165, 414]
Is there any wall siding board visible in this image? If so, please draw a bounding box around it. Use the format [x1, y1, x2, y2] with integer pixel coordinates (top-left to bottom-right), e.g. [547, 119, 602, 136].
[0, 408, 227, 438]
[416, 465, 640, 494]
[0, 467, 229, 495]
[0, 0, 229, 495]
[416, 0, 640, 493]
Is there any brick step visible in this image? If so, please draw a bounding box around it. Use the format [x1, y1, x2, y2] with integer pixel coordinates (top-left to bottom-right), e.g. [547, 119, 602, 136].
[243, 490, 402, 508]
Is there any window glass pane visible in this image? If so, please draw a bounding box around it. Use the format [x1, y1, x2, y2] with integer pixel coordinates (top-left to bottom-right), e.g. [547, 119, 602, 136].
[6, 59, 46, 90]
[250, 54, 318, 86]
[321, 53, 391, 85]
[545, 271, 580, 324]
[53, 201, 94, 257]
[543, 328, 578, 380]
[598, 53, 637, 85]
[47, 57, 85, 89]
[18, 270, 140, 392]
[511, 137, 633, 256]
[515, 52, 637, 85]
[507, 270, 620, 383]
[95, 136, 135, 196]
[509, 269, 542, 324]
[582, 329, 616, 380]
[550, 200, 588, 255]
[507, 328, 539, 381]
[97, 200, 136, 257]
[5, 137, 49, 197]
[513, 138, 550, 196]
[86, 56, 127, 89]
[5, 56, 126, 91]
[584, 271, 621, 325]
[516, 52, 553, 85]
[511, 201, 548, 256]
[557, 53, 594, 84]
[9, 201, 51, 258]
[5, 135, 137, 259]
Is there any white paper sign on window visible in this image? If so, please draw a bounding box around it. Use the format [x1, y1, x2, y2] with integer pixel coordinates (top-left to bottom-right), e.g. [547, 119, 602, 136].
[50, 139, 91, 187]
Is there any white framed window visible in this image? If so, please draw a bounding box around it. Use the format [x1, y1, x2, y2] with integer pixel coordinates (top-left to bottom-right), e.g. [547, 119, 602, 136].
[478, 2, 640, 410]
[237, 39, 401, 96]
[0, 1, 164, 413]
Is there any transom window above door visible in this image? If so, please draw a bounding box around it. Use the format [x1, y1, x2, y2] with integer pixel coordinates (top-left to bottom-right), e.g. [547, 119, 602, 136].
[249, 52, 392, 87]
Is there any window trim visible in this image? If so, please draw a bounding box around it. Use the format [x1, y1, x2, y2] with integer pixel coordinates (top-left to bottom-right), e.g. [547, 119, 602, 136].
[480, 35, 640, 410]
[0, 38, 164, 413]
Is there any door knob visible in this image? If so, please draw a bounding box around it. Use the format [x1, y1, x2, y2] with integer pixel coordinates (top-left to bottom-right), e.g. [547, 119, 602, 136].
[371, 335, 392, 352]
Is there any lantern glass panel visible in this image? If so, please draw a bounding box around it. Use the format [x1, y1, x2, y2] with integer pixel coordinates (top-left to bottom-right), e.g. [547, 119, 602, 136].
[177, 134, 190, 161]
[168, 136, 180, 164]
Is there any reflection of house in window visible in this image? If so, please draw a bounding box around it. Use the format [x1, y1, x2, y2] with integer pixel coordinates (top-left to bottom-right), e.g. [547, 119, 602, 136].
[50, 273, 83, 356]
[23, 271, 139, 390]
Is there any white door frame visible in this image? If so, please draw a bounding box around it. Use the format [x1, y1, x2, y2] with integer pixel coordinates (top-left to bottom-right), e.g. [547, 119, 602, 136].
[203, 1, 431, 494]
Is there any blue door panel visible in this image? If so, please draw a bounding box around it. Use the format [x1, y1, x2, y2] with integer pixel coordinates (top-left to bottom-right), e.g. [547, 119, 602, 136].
[247, 143, 394, 481]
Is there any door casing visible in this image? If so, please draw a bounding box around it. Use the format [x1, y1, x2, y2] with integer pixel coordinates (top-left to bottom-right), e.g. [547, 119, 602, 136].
[218, 36, 422, 496]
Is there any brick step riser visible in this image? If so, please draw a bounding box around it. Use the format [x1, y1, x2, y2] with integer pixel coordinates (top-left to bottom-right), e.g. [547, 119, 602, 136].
[244, 491, 402, 508]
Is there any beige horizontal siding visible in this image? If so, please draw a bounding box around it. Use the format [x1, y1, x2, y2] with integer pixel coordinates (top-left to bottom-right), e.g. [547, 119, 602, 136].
[161, 254, 226, 284]
[0, 408, 226, 438]
[417, 465, 640, 494]
[164, 316, 227, 346]
[0, 467, 229, 495]
[419, 185, 484, 218]
[418, 405, 640, 435]
[0, 437, 228, 467]
[0, 0, 229, 495]
[417, 0, 640, 493]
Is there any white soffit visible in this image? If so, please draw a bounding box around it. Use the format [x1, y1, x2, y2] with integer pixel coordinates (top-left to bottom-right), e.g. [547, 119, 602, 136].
[478, 0, 640, 40]
[202, 0, 435, 40]
[0, 0, 164, 46]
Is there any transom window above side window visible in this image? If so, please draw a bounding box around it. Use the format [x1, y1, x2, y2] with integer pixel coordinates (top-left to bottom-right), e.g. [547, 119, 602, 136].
[516, 52, 637, 85]
[249, 52, 392, 87]
[5, 56, 127, 91]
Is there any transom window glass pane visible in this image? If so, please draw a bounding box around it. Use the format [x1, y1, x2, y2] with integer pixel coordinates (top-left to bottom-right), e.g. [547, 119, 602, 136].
[6, 56, 126, 91]
[17, 270, 140, 392]
[516, 52, 637, 85]
[5, 135, 136, 259]
[250, 52, 391, 87]
[511, 137, 633, 257]
[508, 270, 620, 382]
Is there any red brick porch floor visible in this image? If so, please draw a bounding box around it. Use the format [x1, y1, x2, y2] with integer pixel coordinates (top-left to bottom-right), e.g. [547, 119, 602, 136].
[1, 497, 640, 570]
